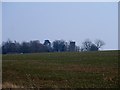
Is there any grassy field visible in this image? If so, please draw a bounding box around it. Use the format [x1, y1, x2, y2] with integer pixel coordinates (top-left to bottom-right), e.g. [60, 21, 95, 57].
[2, 50, 119, 88]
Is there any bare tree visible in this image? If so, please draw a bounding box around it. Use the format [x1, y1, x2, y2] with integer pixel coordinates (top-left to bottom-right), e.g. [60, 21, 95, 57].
[81, 39, 105, 51]
[82, 39, 92, 51]
[95, 39, 105, 49]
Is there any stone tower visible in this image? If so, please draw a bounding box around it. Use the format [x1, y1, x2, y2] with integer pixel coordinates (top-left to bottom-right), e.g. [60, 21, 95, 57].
[44, 40, 51, 47]
[69, 41, 75, 52]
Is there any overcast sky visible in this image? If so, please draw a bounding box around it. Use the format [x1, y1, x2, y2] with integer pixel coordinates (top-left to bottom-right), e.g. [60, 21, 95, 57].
[2, 2, 118, 50]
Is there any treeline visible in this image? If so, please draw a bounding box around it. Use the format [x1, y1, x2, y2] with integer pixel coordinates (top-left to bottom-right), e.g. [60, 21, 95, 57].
[1, 39, 105, 54]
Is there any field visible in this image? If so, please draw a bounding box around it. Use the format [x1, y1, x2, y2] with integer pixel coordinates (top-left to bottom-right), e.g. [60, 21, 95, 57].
[2, 50, 119, 88]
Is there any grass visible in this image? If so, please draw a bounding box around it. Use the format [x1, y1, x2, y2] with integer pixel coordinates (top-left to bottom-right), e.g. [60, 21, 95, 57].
[2, 50, 119, 88]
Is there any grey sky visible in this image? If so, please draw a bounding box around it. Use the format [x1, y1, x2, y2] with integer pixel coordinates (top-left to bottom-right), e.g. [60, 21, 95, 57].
[2, 2, 118, 50]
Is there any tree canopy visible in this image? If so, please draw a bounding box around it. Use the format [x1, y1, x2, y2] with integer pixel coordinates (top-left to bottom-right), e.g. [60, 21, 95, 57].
[1, 39, 105, 54]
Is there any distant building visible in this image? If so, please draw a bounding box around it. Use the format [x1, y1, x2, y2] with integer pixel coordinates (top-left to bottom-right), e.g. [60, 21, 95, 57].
[44, 40, 51, 47]
[69, 41, 76, 52]
[43, 40, 52, 52]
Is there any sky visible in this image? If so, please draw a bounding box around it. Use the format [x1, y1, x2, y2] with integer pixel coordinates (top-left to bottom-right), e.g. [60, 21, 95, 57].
[2, 2, 118, 50]
[1, 0, 119, 2]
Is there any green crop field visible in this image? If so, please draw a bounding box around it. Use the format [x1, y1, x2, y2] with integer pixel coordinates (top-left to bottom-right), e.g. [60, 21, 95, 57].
[2, 50, 119, 88]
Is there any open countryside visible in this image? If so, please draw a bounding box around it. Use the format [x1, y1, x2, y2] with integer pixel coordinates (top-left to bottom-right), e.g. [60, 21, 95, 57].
[2, 2, 118, 89]
[2, 50, 119, 88]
